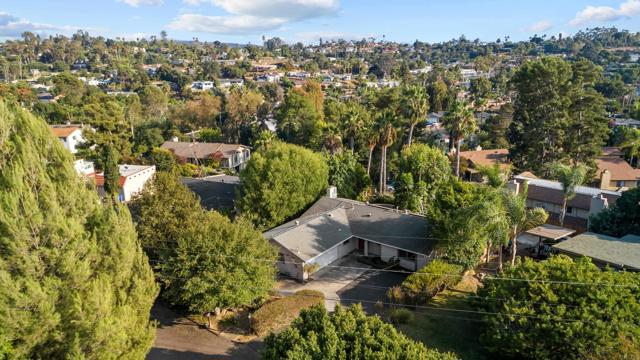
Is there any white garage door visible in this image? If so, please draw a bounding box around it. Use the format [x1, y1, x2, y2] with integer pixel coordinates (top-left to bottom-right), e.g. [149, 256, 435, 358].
[309, 247, 339, 270]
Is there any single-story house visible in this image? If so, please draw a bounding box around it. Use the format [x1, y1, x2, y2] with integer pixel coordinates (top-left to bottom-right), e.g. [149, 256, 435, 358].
[50, 124, 85, 154]
[553, 232, 640, 271]
[96, 164, 155, 202]
[161, 141, 251, 170]
[263, 192, 435, 281]
[513, 173, 622, 232]
[458, 148, 510, 182]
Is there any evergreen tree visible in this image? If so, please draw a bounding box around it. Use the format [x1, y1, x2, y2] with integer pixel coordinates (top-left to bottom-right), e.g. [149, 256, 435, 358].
[263, 304, 457, 360]
[237, 141, 329, 230]
[132, 172, 277, 313]
[0, 101, 158, 359]
[103, 144, 120, 198]
[326, 151, 370, 200]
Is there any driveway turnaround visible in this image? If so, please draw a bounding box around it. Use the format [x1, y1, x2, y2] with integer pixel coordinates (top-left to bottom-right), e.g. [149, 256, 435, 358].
[276, 256, 406, 312]
[147, 303, 261, 360]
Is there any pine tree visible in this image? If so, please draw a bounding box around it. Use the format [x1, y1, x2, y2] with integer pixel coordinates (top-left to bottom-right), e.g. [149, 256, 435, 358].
[0, 101, 158, 359]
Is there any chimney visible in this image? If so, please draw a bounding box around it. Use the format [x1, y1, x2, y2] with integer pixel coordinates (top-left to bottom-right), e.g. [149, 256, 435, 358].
[327, 186, 338, 199]
[599, 170, 611, 190]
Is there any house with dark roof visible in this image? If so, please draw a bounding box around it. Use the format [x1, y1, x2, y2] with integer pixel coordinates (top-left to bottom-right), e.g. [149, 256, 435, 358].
[513, 173, 622, 232]
[553, 232, 640, 271]
[161, 140, 251, 170]
[263, 192, 434, 281]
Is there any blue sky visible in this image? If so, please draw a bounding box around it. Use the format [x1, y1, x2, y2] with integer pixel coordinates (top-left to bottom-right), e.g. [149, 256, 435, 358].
[1, 0, 639, 44]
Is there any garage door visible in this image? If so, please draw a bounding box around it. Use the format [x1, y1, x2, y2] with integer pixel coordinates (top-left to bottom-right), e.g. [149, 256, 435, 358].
[368, 242, 381, 257]
[309, 247, 339, 269]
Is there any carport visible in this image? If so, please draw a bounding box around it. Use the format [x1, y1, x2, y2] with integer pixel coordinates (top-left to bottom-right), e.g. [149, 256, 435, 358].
[525, 224, 575, 257]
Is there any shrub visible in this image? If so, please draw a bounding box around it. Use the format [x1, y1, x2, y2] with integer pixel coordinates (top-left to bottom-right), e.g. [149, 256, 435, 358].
[401, 260, 463, 304]
[389, 308, 414, 324]
[251, 290, 324, 336]
[178, 163, 198, 177]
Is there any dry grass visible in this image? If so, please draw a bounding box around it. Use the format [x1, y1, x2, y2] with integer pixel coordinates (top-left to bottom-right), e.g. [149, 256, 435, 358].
[250, 290, 324, 336]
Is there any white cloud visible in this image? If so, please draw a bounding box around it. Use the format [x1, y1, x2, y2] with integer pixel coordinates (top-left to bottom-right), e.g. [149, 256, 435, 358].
[523, 19, 553, 33]
[170, 0, 339, 34]
[0, 12, 78, 37]
[570, 0, 640, 26]
[117, 0, 163, 7]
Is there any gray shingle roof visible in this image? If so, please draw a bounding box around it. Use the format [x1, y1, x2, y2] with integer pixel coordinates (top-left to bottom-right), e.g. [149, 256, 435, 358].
[553, 232, 640, 271]
[263, 197, 433, 261]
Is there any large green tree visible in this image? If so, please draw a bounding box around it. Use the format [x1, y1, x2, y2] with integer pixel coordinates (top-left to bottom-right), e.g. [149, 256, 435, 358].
[478, 255, 640, 360]
[263, 304, 457, 360]
[131, 172, 277, 313]
[0, 101, 158, 358]
[237, 141, 329, 229]
[508, 57, 608, 173]
[589, 187, 640, 237]
[326, 151, 370, 200]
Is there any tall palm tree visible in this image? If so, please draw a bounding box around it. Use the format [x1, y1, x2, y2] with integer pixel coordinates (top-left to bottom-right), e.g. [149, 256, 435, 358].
[442, 100, 477, 178]
[401, 85, 430, 146]
[376, 111, 397, 194]
[366, 130, 377, 177]
[549, 163, 587, 227]
[323, 125, 343, 156]
[503, 185, 548, 266]
[343, 105, 367, 152]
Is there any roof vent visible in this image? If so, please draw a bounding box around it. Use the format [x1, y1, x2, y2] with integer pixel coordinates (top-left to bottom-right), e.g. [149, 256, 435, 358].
[366, 213, 372, 217]
[328, 213, 333, 217]
[295, 220, 300, 226]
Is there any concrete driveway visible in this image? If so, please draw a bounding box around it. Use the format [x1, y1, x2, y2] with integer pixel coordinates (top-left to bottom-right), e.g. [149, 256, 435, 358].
[276, 256, 406, 312]
[147, 303, 261, 360]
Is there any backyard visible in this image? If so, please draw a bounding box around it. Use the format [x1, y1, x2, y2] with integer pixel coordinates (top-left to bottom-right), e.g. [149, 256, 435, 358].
[398, 271, 490, 360]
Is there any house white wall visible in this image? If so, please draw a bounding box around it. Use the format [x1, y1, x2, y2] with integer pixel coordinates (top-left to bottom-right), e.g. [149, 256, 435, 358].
[380, 245, 398, 262]
[307, 247, 339, 270]
[338, 238, 356, 257]
[60, 129, 85, 154]
[122, 166, 156, 201]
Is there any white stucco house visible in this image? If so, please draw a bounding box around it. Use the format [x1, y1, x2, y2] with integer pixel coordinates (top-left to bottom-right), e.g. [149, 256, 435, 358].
[96, 164, 156, 202]
[263, 192, 435, 282]
[50, 124, 85, 154]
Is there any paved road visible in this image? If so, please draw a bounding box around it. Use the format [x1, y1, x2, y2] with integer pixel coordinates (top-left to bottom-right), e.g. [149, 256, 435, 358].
[147, 303, 261, 360]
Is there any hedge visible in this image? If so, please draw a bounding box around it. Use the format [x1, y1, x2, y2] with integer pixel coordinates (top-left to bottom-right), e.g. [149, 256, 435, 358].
[251, 290, 324, 336]
[400, 260, 463, 304]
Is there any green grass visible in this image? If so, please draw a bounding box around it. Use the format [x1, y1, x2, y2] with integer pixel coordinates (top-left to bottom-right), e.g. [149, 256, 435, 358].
[398, 276, 490, 360]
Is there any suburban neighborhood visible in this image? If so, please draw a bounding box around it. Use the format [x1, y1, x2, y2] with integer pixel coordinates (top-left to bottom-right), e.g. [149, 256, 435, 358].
[1, 1, 640, 359]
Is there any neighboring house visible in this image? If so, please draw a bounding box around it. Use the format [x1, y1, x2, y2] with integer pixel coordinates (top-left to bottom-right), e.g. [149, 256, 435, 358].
[161, 141, 251, 170]
[96, 164, 155, 202]
[612, 118, 640, 129]
[592, 147, 640, 190]
[263, 191, 435, 281]
[74, 159, 95, 177]
[191, 81, 215, 91]
[513, 173, 622, 232]
[50, 124, 85, 154]
[181, 175, 239, 211]
[458, 148, 510, 182]
[553, 232, 640, 271]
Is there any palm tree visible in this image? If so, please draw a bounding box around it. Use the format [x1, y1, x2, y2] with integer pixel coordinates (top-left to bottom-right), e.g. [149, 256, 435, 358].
[620, 130, 640, 167]
[366, 130, 377, 177]
[343, 105, 367, 152]
[254, 130, 275, 151]
[323, 125, 343, 156]
[401, 85, 430, 146]
[503, 185, 548, 266]
[376, 110, 397, 194]
[442, 100, 477, 178]
[549, 163, 587, 227]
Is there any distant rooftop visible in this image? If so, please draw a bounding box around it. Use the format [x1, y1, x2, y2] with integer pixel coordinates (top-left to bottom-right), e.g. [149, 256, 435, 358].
[119, 164, 153, 177]
[554, 232, 640, 271]
[50, 124, 82, 138]
[515, 174, 622, 198]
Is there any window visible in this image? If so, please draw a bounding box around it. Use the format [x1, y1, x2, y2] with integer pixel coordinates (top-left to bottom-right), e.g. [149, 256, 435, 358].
[616, 180, 624, 187]
[566, 206, 574, 215]
[398, 250, 417, 262]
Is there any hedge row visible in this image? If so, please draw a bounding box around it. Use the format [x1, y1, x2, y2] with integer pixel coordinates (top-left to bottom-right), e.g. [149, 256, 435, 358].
[399, 260, 463, 304]
[251, 290, 324, 336]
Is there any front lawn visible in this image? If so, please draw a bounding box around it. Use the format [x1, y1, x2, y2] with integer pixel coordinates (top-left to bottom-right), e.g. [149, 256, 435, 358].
[398, 272, 490, 360]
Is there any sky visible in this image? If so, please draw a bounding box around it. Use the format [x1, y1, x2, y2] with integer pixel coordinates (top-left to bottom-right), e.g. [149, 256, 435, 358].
[1, 0, 639, 44]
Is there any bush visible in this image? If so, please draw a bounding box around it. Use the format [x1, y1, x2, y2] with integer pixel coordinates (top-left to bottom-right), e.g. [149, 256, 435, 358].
[401, 260, 463, 304]
[389, 308, 414, 324]
[178, 163, 198, 177]
[251, 290, 324, 336]
[263, 304, 457, 360]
